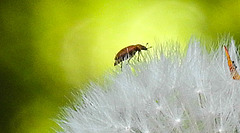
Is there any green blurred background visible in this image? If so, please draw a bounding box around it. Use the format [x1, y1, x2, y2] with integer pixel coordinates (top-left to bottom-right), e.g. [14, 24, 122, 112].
[0, 0, 239, 132]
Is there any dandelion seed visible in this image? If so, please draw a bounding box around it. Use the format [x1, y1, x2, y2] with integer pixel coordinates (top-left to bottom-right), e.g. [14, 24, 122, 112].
[125, 126, 131, 131]
[156, 106, 162, 111]
[218, 128, 223, 132]
[175, 118, 181, 123]
[196, 89, 202, 94]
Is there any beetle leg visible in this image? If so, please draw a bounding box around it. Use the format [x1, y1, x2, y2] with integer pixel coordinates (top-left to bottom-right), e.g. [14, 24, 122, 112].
[127, 56, 133, 65]
[126, 47, 129, 59]
[126, 51, 135, 65]
[120, 62, 123, 71]
[137, 51, 141, 61]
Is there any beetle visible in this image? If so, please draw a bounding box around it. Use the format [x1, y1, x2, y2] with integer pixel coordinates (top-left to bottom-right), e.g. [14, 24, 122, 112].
[114, 43, 151, 69]
[224, 46, 240, 80]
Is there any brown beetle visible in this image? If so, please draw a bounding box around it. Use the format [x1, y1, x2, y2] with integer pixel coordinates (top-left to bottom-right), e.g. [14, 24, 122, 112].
[114, 43, 151, 69]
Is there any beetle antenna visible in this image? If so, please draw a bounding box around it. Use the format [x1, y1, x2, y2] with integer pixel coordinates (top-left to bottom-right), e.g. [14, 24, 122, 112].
[146, 43, 152, 49]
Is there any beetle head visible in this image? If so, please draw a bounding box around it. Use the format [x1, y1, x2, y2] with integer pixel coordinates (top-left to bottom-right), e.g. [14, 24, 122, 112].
[136, 43, 151, 50]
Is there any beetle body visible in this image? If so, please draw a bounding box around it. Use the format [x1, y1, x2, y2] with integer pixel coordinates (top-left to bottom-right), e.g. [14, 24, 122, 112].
[114, 44, 149, 67]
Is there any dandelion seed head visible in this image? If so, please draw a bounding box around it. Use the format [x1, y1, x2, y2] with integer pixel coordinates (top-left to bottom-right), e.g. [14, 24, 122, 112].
[57, 38, 240, 133]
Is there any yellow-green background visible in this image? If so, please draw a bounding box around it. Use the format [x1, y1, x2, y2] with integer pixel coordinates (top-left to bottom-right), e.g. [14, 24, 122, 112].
[0, 0, 239, 132]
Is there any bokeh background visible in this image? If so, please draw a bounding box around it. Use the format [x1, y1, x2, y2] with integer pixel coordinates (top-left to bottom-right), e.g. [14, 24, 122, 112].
[0, 0, 239, 132]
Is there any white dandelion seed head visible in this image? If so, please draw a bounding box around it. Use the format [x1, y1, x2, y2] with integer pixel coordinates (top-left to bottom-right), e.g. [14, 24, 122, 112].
[57, 38, 240, 133]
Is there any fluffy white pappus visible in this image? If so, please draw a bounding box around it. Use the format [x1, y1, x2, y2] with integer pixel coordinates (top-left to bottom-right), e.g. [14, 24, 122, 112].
[57, 39, 240, 133]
